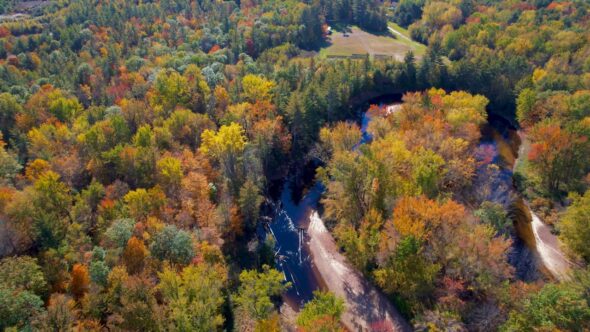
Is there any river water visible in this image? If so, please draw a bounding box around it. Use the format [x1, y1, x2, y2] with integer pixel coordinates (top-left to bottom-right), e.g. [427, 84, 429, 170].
[479, 115, 573, 281]
[476, 116, 542, 280]
[262, 94, 569, 310]
[262, 95, 402, 308]
[263, 180, 326, 306]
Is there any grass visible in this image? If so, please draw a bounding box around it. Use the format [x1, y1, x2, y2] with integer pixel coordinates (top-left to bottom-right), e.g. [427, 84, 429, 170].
[387, 22, 427, 56]
[319, 24, 426, 60]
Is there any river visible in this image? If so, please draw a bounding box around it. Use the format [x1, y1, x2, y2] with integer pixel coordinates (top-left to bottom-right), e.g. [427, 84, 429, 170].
[261, 94, 572, 330]
[477, 115, 572, 281]
[263, 180, 326, 306]
[262, 94, 404, 310]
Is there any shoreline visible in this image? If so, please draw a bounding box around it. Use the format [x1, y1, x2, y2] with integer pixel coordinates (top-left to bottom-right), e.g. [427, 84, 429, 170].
[306, 211, 411, 332]
[514, 131, 573, 281]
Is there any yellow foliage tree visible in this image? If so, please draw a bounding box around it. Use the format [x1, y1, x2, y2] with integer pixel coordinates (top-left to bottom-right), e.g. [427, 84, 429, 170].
[241, 74, 275, 103]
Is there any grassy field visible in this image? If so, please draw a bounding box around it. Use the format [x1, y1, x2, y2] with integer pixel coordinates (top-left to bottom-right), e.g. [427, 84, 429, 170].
[319, 25, 426, 60]
[387, 22, 427, 56]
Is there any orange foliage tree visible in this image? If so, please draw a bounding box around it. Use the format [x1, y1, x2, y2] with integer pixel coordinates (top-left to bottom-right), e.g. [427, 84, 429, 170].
[70, 264, 90, 300]
[122, 236, 148, 274]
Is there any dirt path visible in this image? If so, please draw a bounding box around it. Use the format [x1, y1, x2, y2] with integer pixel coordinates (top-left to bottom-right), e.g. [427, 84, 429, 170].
[307, 211, 411, 332]
[387, 27, 412, 43]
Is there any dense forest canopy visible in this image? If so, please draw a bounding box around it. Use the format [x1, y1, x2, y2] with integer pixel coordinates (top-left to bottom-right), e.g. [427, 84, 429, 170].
[1, 0, 590, 331]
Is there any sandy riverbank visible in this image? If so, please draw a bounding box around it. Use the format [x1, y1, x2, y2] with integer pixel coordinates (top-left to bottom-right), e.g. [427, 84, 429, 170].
[307, 211, 411, 332]
[529, 210, 573, 281]
[514, 131, 573, 281]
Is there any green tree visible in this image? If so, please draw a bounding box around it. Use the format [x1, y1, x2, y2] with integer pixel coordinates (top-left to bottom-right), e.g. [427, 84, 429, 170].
[133, 125, 155, 148]
[516, 88, 537, 126]
[412, 148, 445, 198]
[374, 236, 440, 316]
[502, 283, 590, 331]
[475, 201, 512, 237]
[334, 208, 384, 273]
[31, 171, 73, 249]
[183, 64, 211, 113]
[71, 180, 105, 235]
[238, 180, 264, 229]
[297, 291, 345, 332]
[235, 265, 290, 321]
[0, 92, 23, 140]
[0, 287, 44, 330]
[89, 260, 110, 287]
[150, 69, 190, 113]
[47, 95, 83, 123]
[150, 225, 195, 265]
[560, 190, 590, 262]
[158, 263, 227, 331]
[394, 0, 425, 27]
[0, 135, 21, 185]
[105, 218, 135, 248]
[0, 256, 46, 296]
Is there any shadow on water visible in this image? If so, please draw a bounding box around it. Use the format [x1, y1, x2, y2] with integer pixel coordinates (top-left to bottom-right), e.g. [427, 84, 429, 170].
[264, 179, 328, 307]
[260, 94, 403, 309]
[508, 198, 547, 280]
[479, 114, 547, 281]
[262, 94, 548, 310]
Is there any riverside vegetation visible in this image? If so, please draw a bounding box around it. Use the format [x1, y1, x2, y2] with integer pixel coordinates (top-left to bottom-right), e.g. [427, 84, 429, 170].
[1, 0, 590, 331]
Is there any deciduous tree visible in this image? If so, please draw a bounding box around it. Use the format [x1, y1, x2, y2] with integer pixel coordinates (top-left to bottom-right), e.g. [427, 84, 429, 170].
[149, 225, 194, 265]
[70, 264, 90, 300]
[122, 236, 148, 274]
[158, 263, 227, 331]
[235, 265, 289, 321]
[297, 291, 345, 332]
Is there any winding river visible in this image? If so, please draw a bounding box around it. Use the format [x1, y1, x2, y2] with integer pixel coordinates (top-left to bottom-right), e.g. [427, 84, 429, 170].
[262, 94, 573, 330]
[479, 116, 573, 281]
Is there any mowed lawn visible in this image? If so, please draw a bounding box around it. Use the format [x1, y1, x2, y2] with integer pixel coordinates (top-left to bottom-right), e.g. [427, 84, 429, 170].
[320, 26, 423, 60]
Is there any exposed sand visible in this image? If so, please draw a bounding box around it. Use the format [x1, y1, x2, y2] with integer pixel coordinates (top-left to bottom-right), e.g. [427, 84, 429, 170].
[307, 211, 411, 332]
[514, 132, 574, 281]
[279, 303, 298, 332]
[386, 104, 401, 115]
[529, 210, 573, 281]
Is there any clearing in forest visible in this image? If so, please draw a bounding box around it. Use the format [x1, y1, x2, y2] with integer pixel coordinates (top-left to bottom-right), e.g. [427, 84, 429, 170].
[320, 25, 424, 61]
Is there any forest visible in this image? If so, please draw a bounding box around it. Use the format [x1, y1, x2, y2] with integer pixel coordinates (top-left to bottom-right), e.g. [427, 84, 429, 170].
[1, 0, 590, 331]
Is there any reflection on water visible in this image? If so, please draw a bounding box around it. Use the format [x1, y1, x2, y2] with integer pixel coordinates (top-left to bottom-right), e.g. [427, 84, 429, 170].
[262, 98, 565, 309]
[510, 199, 535, 249]
[509, 198, 544, 280]
[262, 95, 402, 307]
[510, 198, 574, 281]
[477, 116, 543, 281]
[264, 181, 326, 307]
[479, 114, 573, 281]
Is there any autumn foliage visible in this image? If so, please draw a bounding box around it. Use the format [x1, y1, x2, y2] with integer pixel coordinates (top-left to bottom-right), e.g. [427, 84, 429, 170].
[69, 264, 90, 300]
[0, 0, 589, 330]
[122, 237, 147, 274]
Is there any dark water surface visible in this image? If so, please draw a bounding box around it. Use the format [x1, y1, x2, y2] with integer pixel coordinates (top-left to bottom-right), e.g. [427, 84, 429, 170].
[262, 95, 544, 308]
[477, 114, 542, 280]
[263, 94, 403, 307]
[265, 181, 325, 306]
